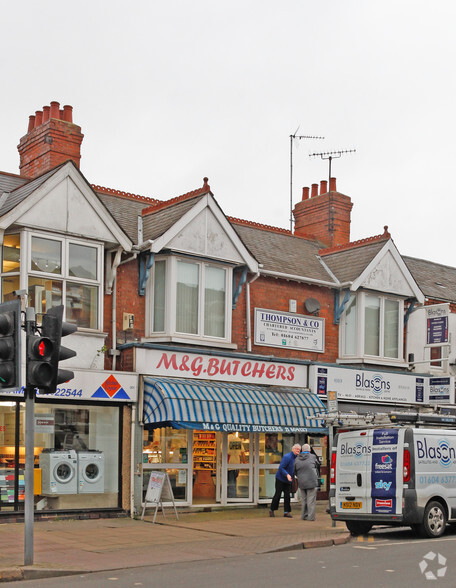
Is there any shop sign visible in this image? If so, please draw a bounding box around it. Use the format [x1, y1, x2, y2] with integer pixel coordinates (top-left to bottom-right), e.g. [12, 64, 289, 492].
[254, 308, 324, 353]
[0, 370, 138, 402]
[310, 365, 453, 405]
[200, 422, 310, 433]
[428, 377, 452, 403]
[426, 304, 449, 344]
[34, 415, 54, 433]
[137, 349, 308, 387]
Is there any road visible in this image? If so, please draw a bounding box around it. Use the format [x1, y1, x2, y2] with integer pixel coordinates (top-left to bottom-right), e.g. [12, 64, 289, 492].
[12, 526, 456, 587]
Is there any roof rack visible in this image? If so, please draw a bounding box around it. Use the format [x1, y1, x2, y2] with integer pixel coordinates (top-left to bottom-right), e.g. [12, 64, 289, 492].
[320, 409, 456, 429]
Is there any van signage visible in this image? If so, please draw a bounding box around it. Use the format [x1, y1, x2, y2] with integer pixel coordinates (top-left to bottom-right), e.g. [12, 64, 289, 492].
[340, 442, 372, 457]
[416, 438, 456, 468]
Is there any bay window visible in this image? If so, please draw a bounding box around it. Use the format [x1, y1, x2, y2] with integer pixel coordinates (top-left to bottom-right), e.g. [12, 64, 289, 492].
[341, 291, 403, 363]
[149, 256, 231, 344]
[1, 232, 102, 330]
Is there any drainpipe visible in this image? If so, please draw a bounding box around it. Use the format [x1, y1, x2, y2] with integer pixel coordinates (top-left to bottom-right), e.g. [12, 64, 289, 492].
[130, 402, 136, 518]
[246, 271, 260, 352]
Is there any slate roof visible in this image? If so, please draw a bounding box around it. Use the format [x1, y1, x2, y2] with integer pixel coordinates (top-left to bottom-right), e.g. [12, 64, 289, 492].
[142, 194, 206, 242]
[231, 221, 335, 282]
[0, 166, 62, 215]
[403, 256, 456, 303]
[0, 172, 28, 194]
[320, 240, 387, 284]
[95, 191, 152, 243]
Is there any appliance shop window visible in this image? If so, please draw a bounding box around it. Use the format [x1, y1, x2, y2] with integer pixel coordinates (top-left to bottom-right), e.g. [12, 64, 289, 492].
[148, 256, 232, 345]
[142, 427, 189, 502]
[26, 404, 119, 511]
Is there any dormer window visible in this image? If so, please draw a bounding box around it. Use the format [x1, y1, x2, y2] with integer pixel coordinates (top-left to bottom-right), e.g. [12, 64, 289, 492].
[147, 255, 232, 346]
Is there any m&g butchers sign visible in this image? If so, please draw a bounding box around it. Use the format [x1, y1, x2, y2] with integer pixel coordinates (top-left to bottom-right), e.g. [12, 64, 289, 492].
[254, 308, 324, 353]
[136, 349, 308, 387]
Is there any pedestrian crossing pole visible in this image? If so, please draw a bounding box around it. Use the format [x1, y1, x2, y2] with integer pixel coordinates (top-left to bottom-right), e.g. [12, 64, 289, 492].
[24, 307, 36, 566]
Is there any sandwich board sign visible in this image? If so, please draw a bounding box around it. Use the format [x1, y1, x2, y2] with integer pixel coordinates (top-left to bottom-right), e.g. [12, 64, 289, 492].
[141, 471, 178, 523]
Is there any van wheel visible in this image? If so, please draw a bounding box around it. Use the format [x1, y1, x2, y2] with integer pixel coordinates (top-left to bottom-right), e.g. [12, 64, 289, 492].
[346, 521, 373, 536]
[420, 501, 447, 538]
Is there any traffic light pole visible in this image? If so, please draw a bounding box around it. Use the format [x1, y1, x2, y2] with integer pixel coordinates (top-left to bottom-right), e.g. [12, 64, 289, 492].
[24, 309, 36, 566]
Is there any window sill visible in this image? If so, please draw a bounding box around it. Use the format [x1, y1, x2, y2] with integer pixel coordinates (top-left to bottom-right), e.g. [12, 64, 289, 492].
[141, 335, 237, 350]
[337, 357, 409, 369]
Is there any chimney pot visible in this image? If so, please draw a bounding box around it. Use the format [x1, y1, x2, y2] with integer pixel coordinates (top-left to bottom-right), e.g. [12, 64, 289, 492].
[320, 180, 328, 194]
[63, 105, 73, 123]
[27, 115, 35, 133]
[34, 111, 43, 127]
[330, 177, 337, 192]
[311, 183, 318, 198]
[42, 106, 50, 123]
[50, 101, 60, 119]
[302, 187, 310, 200]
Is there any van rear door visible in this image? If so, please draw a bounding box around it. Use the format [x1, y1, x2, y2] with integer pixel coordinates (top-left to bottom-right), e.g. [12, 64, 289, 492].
[370, 428, 404, 516]
[335, 430, 372, 514]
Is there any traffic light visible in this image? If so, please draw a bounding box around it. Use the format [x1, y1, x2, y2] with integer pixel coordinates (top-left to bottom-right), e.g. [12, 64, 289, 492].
[0, 299, 21, 390]
[26, 305, 77, 394]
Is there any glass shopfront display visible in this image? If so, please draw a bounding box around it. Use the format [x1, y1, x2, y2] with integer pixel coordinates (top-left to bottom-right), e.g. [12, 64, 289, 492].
[0, 400, 121, 514]
[141, 426, 314, 507]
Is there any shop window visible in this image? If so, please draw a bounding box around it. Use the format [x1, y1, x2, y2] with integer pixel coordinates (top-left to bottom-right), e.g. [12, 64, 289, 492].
[149, 256, 231, 344]
[0, 402, 120, 513]
[142, 428, 189, 503]
[341, 291, 403, 364]
[1, 234, 20, 303]
[258, 433, 303, 500]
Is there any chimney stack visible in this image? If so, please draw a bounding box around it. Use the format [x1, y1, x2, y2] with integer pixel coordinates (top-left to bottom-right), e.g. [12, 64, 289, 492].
[292, 178, 353, 247]
[17, 101, 84, 179]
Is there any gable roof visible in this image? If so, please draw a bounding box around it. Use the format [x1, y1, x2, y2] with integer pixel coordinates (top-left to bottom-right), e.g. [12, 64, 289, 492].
[0, 166, 62, 215]
[142, 194, 206, 242]
[404, 256, 456, 303]
[0, 171, 29, 194]
[320, 240, 387, 283]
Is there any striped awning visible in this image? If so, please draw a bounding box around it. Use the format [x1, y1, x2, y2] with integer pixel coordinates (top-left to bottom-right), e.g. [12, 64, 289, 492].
[143, 377, 326, 433]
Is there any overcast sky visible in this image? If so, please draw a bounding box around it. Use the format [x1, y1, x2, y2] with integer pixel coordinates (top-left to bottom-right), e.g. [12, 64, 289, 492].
[1, 1, 455, 265]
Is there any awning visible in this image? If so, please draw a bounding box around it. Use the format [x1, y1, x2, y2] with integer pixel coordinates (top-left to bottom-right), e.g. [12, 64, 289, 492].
[143, 377, 327, 434]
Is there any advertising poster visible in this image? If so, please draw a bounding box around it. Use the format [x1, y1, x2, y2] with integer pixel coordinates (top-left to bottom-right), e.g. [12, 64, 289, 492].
[371, 429, 398, 514]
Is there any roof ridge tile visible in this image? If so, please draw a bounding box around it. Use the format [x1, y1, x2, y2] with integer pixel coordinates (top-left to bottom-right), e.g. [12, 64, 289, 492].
[141, 177, 211, 216]
[319, 226, 391, 255]
[91, 184, 160, 204]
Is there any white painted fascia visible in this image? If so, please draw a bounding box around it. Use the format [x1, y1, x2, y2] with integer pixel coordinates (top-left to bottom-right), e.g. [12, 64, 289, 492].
[351, 239, 425, 303]
[149, 193, 258, 273]
[0, 162, 133, 252]
[260, 268, 347, 288]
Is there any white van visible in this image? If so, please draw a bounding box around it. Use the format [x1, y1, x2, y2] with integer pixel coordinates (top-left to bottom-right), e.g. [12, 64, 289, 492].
[330, 426, 456, 537]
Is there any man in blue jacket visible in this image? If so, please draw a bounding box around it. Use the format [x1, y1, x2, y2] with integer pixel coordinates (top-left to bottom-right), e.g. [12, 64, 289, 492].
[269, 443, 301, 517]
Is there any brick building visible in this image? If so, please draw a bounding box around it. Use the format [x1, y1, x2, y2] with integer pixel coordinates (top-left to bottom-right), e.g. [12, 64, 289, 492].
[0, 102, 454, 518]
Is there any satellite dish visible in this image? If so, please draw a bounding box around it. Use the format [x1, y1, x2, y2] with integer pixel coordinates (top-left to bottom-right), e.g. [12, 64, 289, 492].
[304, 298, 321, 315]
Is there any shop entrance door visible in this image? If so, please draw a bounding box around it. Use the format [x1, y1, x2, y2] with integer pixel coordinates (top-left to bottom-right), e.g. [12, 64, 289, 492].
[224, 432, 253, 503]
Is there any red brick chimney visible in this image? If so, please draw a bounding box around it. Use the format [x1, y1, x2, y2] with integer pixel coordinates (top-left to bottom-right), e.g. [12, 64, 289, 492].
[292, 177, 353, 247]
[17, 102, 84, 179]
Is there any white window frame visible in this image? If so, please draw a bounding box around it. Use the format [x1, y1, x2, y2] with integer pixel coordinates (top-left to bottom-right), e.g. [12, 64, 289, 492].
[146, 255, 233, 346]
[339, 290, 405, 366]
[26, 230, 104, 331]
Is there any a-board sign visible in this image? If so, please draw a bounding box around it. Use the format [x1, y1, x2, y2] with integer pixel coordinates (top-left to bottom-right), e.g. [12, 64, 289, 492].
[142, 471, 178, 522]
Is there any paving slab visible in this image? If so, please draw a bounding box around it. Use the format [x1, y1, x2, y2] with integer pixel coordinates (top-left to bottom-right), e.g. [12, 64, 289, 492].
[0, 502, 350, 581]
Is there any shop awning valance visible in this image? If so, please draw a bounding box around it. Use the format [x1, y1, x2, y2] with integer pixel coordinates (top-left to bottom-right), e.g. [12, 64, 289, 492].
[143, 377, 327, 433]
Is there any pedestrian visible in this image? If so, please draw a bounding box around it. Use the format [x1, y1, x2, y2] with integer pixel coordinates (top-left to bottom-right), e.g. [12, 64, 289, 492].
[269, 443, 301, 518]
[294, 443, 320, 521]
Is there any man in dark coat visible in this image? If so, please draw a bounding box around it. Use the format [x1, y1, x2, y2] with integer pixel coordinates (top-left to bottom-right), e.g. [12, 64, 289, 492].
[294, 443, 320, 520]
[269, 443, 301, 518]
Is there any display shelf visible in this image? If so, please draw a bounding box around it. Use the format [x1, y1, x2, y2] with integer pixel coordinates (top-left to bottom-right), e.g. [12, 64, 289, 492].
[193, 432, 216, 473]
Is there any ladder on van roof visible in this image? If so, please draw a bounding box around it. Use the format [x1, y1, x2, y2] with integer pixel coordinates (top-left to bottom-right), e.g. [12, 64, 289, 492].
[319, 410, 456, 429]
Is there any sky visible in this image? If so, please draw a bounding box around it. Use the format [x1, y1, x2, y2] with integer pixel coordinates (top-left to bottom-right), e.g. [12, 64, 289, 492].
[1, 1, 455, 265]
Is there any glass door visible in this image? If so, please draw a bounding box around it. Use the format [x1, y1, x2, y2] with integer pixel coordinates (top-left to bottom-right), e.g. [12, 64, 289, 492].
[225, 431, 253, 503]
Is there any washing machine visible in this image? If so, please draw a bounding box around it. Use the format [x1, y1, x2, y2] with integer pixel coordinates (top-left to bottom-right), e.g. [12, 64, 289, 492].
[39, 449, 78, 495]
[78, 451, 105, 493]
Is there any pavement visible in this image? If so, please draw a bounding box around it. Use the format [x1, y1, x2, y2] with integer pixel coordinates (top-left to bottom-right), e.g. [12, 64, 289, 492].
[0, 502, 350, 582]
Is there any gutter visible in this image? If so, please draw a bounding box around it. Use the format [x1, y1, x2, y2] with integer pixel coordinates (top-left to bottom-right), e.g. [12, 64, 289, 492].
[260, 268, 352, 289]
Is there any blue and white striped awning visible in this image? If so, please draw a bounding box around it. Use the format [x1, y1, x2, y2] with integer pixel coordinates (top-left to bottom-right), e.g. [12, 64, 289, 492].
[143, 377, 326, 433]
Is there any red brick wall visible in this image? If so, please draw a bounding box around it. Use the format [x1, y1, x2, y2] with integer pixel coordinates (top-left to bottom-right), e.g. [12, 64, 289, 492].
[233, 275, 339, 362]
